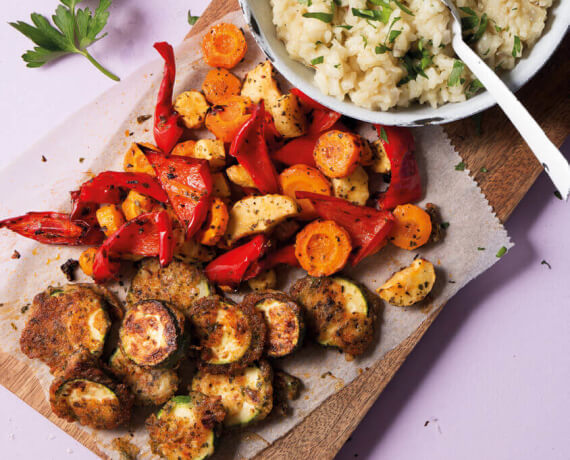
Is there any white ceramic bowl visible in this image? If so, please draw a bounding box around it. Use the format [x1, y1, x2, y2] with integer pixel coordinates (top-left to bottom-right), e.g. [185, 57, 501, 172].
[238, 0, 569, 126]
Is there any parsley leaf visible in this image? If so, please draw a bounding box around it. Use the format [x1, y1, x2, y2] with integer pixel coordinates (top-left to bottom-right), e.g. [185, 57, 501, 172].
[380, 127, 389, 143]
[397, 39, 432, 85]
[311, 56, 324, 65]
[389, 29, 402, 43]
[454, 161, 465, 171]
[352, 6, 392, 24]
[10, 0, 119, 81]
[303, 12, 334, 23]
[392, 0, 414, 16]
[466, 79, 484, 98]
[496, 246, 507, 258]
[188, 10, 200, 25]
[448, 60, 464, 86]
[512, 35, 521, 57]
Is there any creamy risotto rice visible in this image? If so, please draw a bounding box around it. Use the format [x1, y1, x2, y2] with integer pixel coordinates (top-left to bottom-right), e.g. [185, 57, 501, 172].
[270, 0, 553, 109]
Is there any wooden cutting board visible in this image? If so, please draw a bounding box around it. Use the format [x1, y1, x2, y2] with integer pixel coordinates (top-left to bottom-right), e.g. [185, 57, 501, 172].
[0, 1, 567, 458]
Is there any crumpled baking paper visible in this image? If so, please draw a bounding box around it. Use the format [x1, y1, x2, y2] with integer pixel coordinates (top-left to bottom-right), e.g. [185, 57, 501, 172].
[0, 11, 511, 460]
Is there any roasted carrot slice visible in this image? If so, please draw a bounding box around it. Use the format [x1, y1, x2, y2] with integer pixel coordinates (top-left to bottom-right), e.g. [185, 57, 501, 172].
[313, 130, 364, 178]
[201, 23, 247, 69]
[279, 164, 332, 219]
[202, 68, 242, 104]
[205, 95, 253, 142]
[171, 140, 197, 157]
[196, 197, 229, 246]
[389, 204, 432, 250]
[295, 220, 351, 276]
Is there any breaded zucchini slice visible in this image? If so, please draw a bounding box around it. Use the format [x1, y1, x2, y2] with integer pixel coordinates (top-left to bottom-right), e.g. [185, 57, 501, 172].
[377, 258, 436, 307]
[243, 290, 304, 358]
[119, 300, 187, 368]
[20, 284, 121, 374]
[146, 392, 225, 460]
[49, 353, 133, 429]
[273, 369, 302, 416]
[190, 296, 265, 374]
[127, 258, 211, 317]
[109, 347, 179, 406]
[191, 361, 273, 427]
[290, 276, 377, 356]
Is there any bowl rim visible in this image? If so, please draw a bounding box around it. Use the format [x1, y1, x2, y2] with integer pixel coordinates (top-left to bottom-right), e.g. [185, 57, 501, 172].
[238, 0, 569, 126]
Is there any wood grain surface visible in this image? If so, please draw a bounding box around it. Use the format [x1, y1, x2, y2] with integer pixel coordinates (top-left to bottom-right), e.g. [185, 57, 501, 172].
[1, 0, 567, 459]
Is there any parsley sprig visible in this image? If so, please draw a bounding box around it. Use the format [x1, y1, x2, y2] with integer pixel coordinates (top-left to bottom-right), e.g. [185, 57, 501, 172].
[9, 0, 119, 81]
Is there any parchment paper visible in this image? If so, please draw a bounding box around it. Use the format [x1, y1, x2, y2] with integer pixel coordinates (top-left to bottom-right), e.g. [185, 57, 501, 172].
[0, 11, 511, 460]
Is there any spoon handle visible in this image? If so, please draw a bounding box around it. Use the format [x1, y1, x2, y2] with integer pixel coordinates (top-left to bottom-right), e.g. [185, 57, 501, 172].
[452, 38, 570, 200]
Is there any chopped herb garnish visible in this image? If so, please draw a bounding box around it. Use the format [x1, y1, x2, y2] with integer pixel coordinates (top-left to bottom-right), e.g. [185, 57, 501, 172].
[440, 222, 450, 229]
[459, 7, 479, 30]
[303, 12, 334, 23]
[351, 7, 392, 24]
[187, 10, 200, 25]
[494, 24, 503, 32]
[311, 56, 324, 65]
[298, 0, 313, 4]
[380, 127, 389, 143]
[389, 29, 402, 43]
[480, 167, 488, 173]
[334, 63, 341, 68]
[471, 13, 488, 42]
[375, 44, 389, 54]
[541, 260, 552, 269]
[448, 60, 464, 86]
[454, 161, 465, 171]
[361, 34, 368, 47]
[554, 190, 563, 200]
[477, 247, 485, 251]
[333, 0, 342, 5]
[512, 35, 521, 57]
[397, 38, 432, 85]
[392, 0, 414, 16]
[336, 24, 353, 29]
[496, 246, 507, 258]
[466, 79, 484, 98]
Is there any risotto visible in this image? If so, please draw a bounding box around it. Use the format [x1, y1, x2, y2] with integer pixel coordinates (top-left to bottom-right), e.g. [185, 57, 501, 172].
[270, 0, 553, 109]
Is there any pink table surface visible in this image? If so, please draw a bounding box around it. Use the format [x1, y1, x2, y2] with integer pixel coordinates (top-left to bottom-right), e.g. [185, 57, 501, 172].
[0, 1, 568, 459]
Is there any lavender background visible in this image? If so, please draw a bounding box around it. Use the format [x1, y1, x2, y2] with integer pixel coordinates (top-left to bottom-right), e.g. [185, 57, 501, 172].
[0, 1, 568, 459]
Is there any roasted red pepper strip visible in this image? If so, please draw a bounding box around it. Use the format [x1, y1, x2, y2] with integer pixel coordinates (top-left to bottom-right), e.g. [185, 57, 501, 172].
[229, 102, 280, 194]
[0, 212, 104, 246]
[271, 121, 348, 167]
[153, 42, 183, 154]
[309, 108, 342, 135]
[92, 211, 173, 283]
[374, 125, 421, 210]
[290, 88, 328, 110]
[76, 171, 168, 206]
[263, 111, 284, 153]
[145, 150, 213, 239]
[70, 190, 99, 226]
[156, 211, 174, 267]
[295, 192, 394, 265]
[245, 244, 299, 279]
[290, 88, 342, 134]
[205, 235, 270, 286]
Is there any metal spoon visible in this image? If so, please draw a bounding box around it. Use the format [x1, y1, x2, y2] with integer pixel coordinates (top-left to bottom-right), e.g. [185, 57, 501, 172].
[440, 0, 570, 199]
